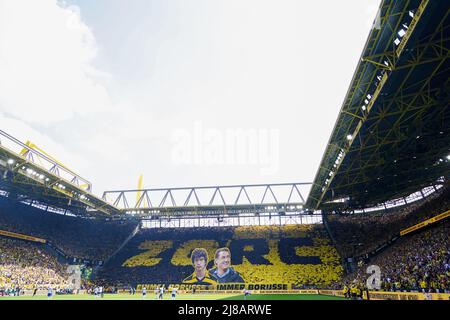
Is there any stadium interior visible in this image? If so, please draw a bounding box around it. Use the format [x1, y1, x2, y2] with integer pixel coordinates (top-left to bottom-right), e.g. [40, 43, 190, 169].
[0, 0, 449, 300]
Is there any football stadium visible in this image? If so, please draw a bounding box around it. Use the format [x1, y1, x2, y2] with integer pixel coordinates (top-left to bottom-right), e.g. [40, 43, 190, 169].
[0, 0, 449, 303]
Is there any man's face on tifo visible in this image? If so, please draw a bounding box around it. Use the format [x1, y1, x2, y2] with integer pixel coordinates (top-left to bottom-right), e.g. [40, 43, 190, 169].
[215, 251, 231, 272]
[194, 257, 206, 272]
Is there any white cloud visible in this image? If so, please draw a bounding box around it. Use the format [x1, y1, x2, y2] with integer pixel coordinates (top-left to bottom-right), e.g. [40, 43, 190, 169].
[0, 0, 109, 191]
[0, 0, 111, 124]
[0, 0, 383, 197]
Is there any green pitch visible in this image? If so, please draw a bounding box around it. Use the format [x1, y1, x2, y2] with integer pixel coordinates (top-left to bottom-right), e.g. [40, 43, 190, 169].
[0, 293, 344, 300]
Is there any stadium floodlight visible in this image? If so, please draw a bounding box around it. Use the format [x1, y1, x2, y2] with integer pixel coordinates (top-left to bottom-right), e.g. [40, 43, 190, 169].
[7, 159, 14, 165]
[402, 23, 409, 30]
[446, 155, 450, 160]
[346, 134, 352, 141]
[39, 174, 45, 180]
[398, 29, 406, 37]
[26, 168, 33, 174]
[377, 75, 382, 81]
[367, 94, 372, 100]
[364, 99, 369, 105]
[409, 11, 414, 18]
[45, 178, 50, 182]
[394, 38, 401, 46]
[362, 105, 366, 111]
[383, 60, 389, 66]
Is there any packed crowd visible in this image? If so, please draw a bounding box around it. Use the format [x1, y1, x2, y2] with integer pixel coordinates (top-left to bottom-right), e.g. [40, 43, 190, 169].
[0, 237, 70, 292]
[327, 184, 450, 258]
[0, 198, 139, 261]
[340, 219, 450, 293]
[327, 210, 409, 258]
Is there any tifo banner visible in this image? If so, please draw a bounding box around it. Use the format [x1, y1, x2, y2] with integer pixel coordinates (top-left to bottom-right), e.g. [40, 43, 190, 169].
[400, 209, 450, 236]
[0, 229, 46, 243]
[137, 284, 293, 291]
[119, 225, 343, 286]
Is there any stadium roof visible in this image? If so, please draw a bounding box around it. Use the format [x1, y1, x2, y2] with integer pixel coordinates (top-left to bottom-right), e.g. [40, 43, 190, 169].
[102, 183, 310, 217]
[0, 129, 120, 217]
[307, 0, 450, 210]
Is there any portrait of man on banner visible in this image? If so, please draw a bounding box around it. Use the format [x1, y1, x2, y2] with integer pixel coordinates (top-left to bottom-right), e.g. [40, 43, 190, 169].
[210, 247, 245, 283]
[182, 248, 217, 285]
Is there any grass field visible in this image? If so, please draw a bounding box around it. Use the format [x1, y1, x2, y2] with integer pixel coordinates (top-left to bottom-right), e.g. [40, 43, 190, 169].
[0, 293, 345, 300]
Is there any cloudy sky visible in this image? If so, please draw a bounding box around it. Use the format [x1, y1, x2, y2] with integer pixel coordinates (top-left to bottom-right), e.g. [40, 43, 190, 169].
[0, 0, 380, 199]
